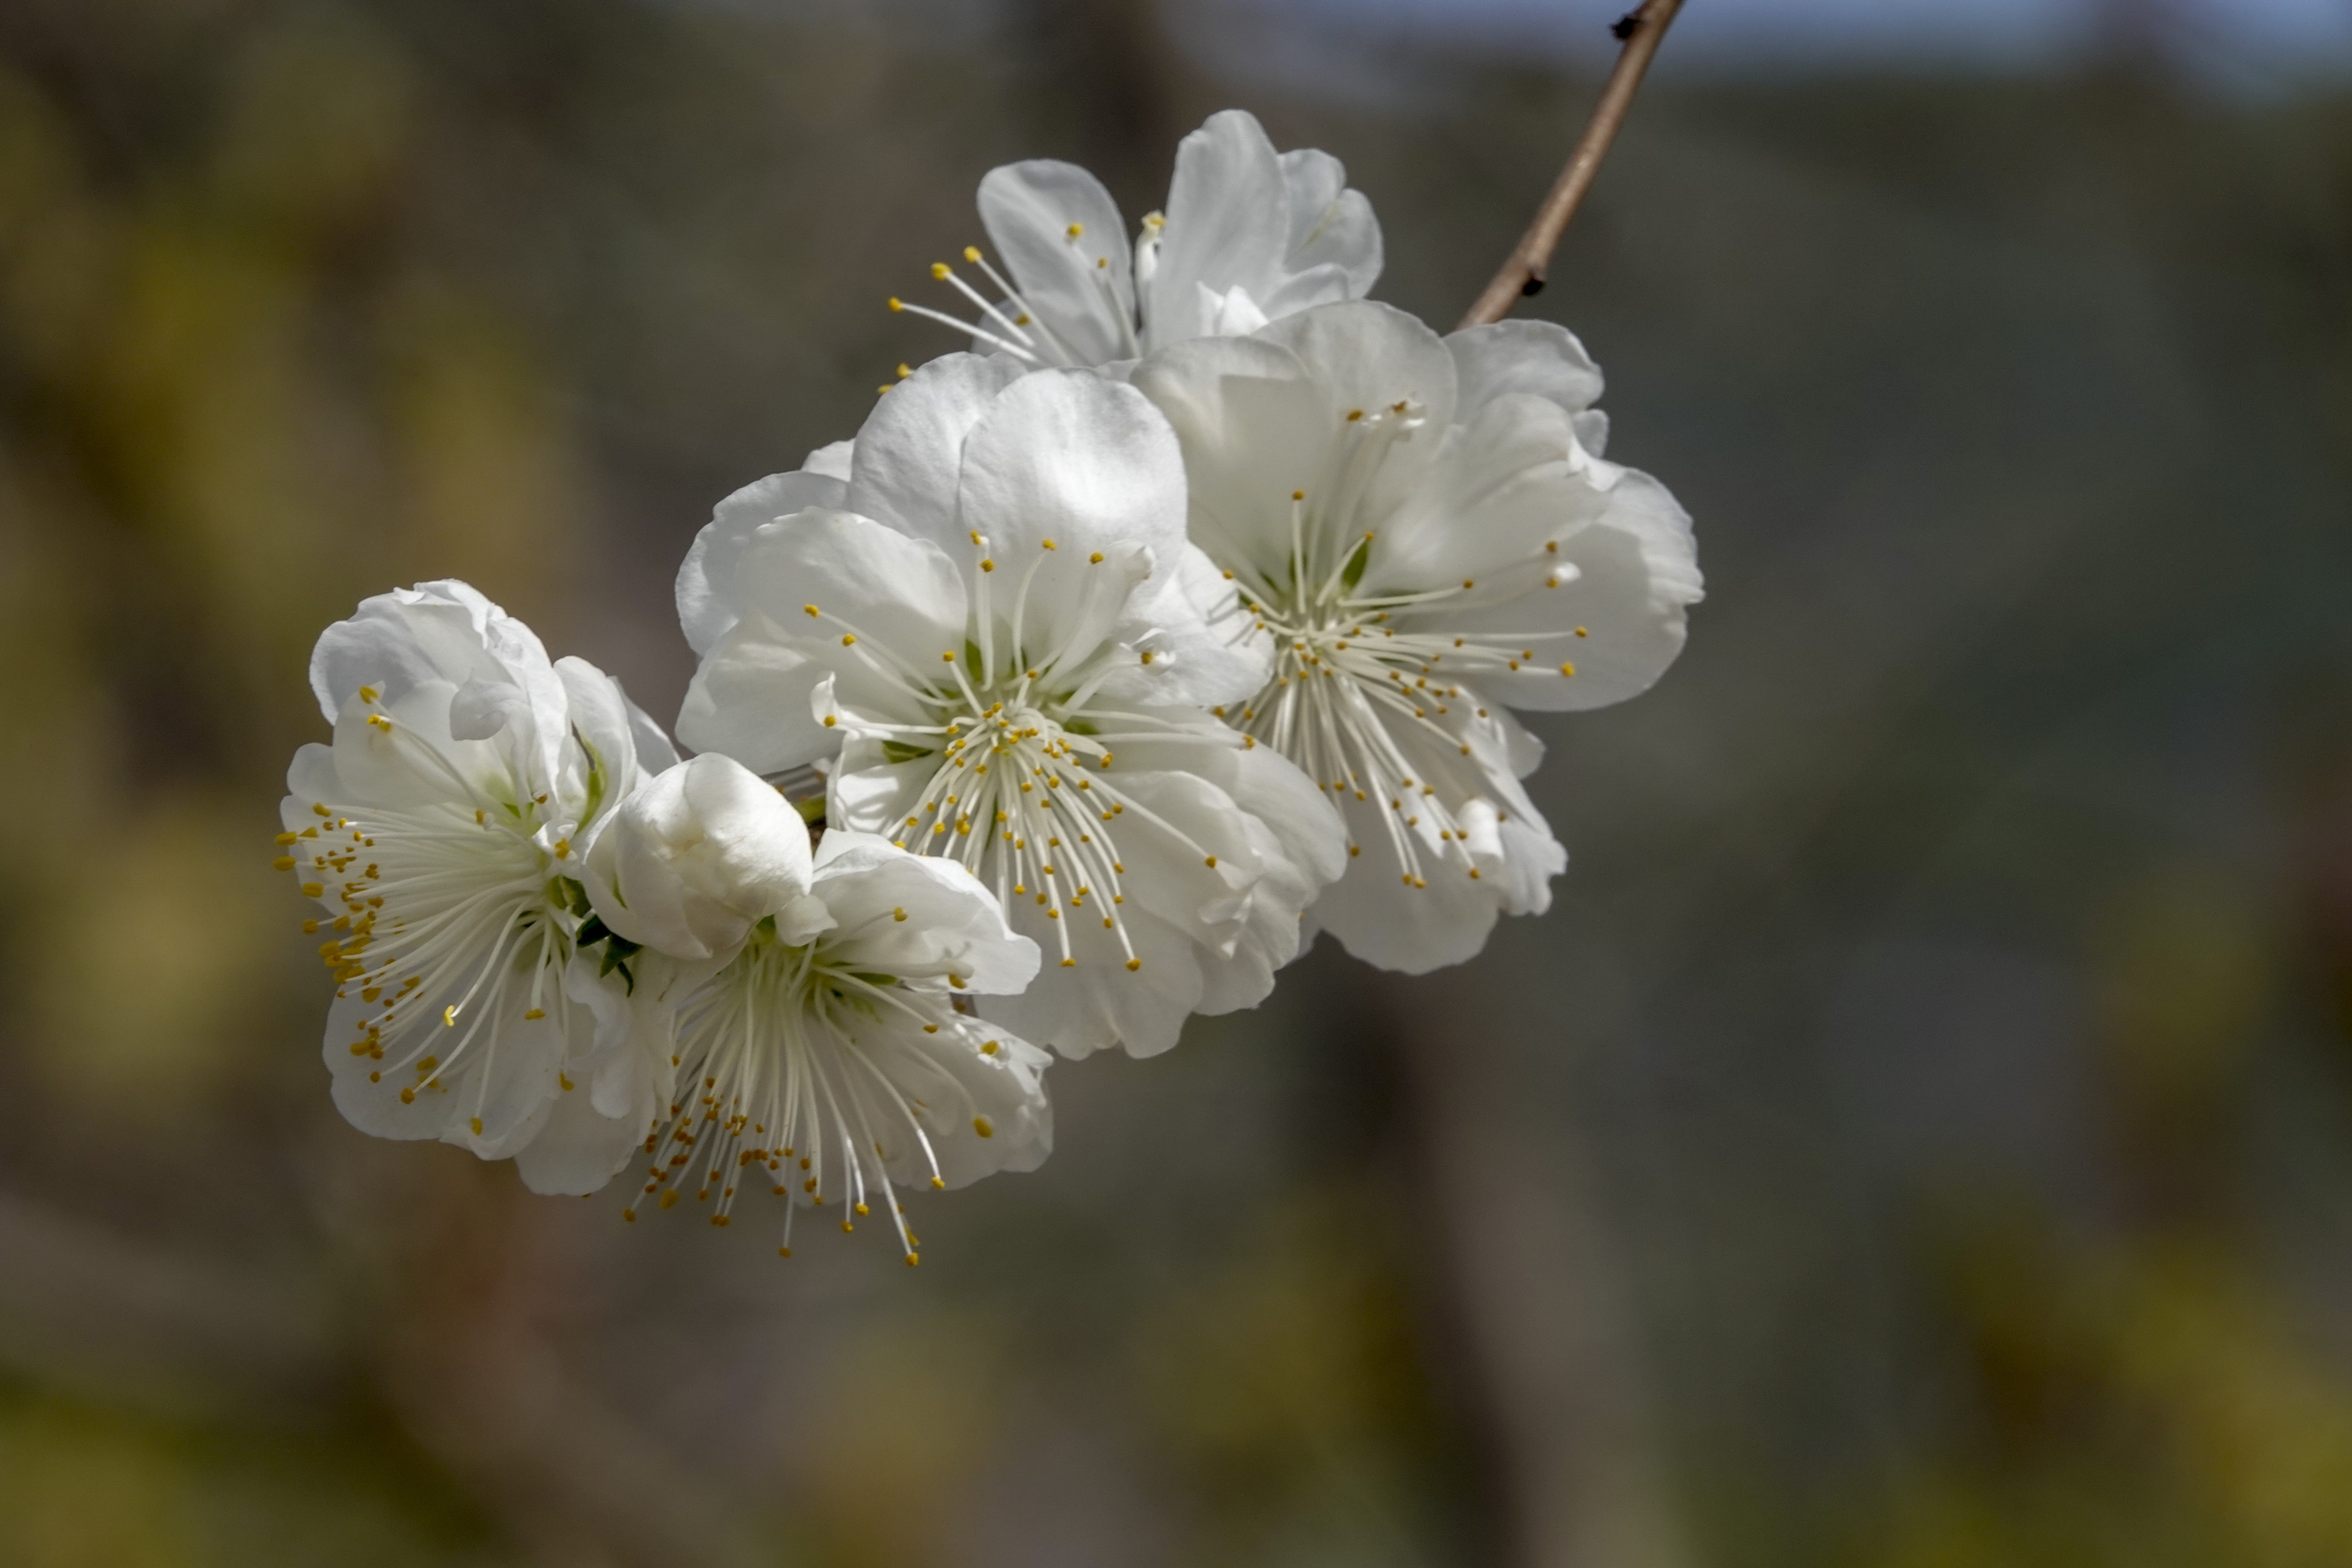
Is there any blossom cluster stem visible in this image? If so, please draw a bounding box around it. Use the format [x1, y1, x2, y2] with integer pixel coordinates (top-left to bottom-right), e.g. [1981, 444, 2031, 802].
[1457, 0, 1686, 330]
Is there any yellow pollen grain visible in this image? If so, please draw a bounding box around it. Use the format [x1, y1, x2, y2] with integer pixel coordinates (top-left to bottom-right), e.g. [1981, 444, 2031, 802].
[973, 1116, 995, 1137]
[1126, 957, 1142, 971]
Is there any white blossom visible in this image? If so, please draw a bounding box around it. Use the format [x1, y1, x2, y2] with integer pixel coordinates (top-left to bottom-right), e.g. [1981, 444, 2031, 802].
[584, 752, 1051, 1263]
[1130, 301, 1703, 971]
[279, 580, 678, 1194]
[889, 108, 1381, 372]
[675, 353, 1346, 1057]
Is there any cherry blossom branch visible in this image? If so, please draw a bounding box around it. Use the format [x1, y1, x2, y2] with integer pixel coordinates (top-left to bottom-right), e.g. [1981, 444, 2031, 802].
[1457, 0, 1687, 329]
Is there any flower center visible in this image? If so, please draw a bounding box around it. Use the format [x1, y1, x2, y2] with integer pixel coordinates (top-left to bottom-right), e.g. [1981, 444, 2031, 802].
[630, 921, 966, 1265]
[286, 693, 581, 1130]
[1208, 405, 1589, 890]
[808, 533, 1242, 977]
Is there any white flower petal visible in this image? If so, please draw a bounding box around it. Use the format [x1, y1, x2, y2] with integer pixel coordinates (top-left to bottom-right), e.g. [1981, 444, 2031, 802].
[977, 157, 1136, 367]
[677, 469, 850, 657]
[1255, 298, 1458, 464]
[1129, 331, 1330, 586]
[804, 439, 855, 481]
[812, 830, 1042, 995]
[984, 900, 1206, 1059]
[1363, 393, 1602, 593]
[955, 369, 1189, 579]
[676, 614, 840, 775]
[846, 351, 1026, 556]
[1149, 110, 1295, 344]
[1447, 318, 1605, 422]
[1448, 467, 1702, 713]
[511, 1051, 648, 1197]
[1276, 146, 1382, 300]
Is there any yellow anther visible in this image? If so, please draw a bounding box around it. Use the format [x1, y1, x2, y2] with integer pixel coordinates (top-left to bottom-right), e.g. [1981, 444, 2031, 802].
[274, 831, 297, 846]
[824, 715, 837, 727]
[524, 1008, 546, 1020]
[893, 906, 907, 922]
[273, 855, 296, 871]
[888, 297, 904, 311]
[1576, 626, 1589, 637]
[964, 245, 983, 262]
[980, 558, 995, 572]
[469, 1117, 483, 1136]
[1463, 579, 1475, 590]
[973, 1116, 995, 1137]
[931, 261, 950, 279]
[841, 633, 856, 646]
[358, 685, 378, 702]
[443, 1006, 457, 1027]
[1559, 662, 1576, 677]
[1089, 551, 1104, 563]
[1347, 408, 1364, 421]
[1065, 222, 1083, 238]
[1204, 855, 1217, 868]
[301, 882, 323, 897]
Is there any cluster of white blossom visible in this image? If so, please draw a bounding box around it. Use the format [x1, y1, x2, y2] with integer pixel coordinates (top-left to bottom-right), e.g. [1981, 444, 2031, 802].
[277, 110, 1701, 1262]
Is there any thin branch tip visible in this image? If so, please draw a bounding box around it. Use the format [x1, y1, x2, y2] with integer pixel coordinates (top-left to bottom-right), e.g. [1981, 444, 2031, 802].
[1457, 0, 1685, 330]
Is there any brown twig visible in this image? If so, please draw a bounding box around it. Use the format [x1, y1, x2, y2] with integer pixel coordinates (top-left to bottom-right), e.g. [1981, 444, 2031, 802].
[1457, 0, 1687, 330]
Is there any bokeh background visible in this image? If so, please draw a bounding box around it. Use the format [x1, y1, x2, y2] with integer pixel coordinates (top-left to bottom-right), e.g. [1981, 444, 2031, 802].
[3, 0, 2351, 1564]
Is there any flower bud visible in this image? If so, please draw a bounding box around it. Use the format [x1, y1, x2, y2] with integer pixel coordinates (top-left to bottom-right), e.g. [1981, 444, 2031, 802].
[585, 753, 827, 961]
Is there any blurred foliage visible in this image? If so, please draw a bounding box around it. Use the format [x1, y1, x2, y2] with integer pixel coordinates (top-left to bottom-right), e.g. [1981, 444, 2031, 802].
[1, 1, 2350, 1565]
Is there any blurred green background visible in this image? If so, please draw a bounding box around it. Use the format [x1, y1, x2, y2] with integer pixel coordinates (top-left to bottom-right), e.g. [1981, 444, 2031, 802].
[3, 1, 2351, 1564]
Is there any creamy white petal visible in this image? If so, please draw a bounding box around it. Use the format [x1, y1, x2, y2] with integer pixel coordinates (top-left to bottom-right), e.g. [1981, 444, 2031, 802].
[677, 469, 850, 657]
[1149, 110, 1295, 344]
[1277, 146, 1382, 300]
[1444, 467, 1701, 713]
[846, 352, 1026, 556]
[977, 157, 1136, 368]
[812, 830, 1042, 995]
[1447, 319, 1604, 422]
